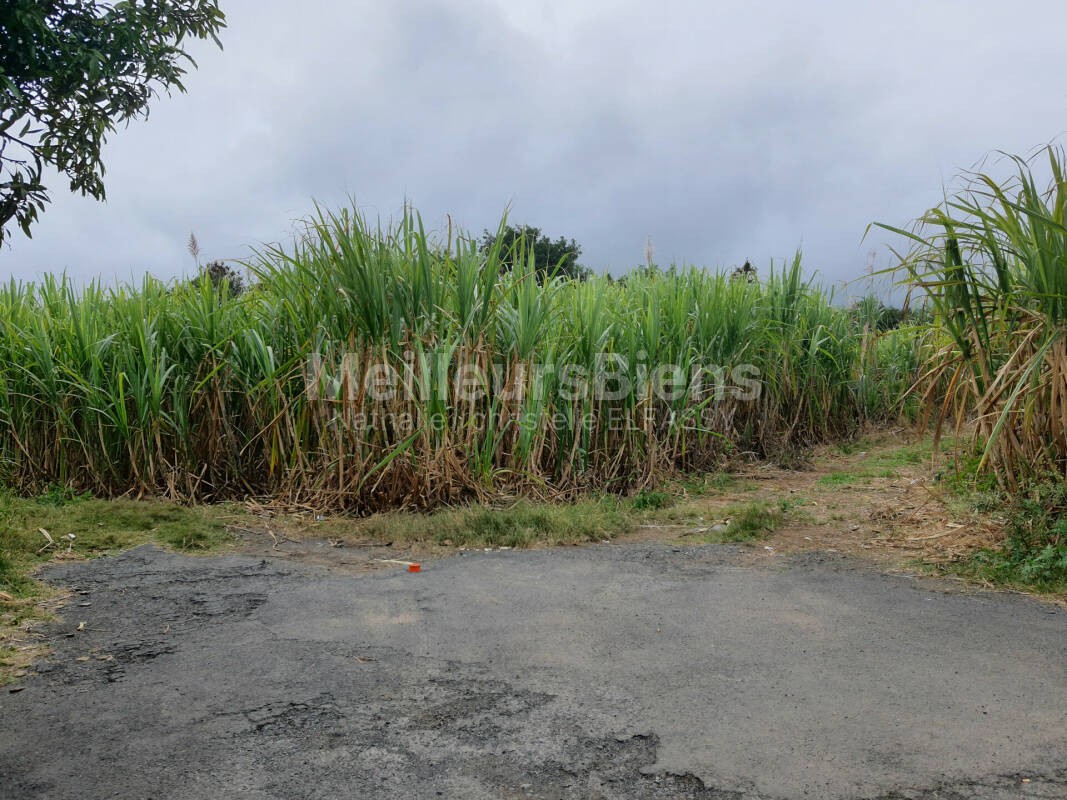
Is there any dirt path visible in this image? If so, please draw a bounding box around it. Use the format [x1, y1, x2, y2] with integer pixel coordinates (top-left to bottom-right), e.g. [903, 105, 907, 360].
[619, 429, 1008, 572]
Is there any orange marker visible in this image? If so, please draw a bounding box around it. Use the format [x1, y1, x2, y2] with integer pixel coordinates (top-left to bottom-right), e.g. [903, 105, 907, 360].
[378, 558, 422, 573]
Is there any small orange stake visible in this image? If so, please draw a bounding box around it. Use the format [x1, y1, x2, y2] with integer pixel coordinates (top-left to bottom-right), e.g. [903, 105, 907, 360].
[378, 558, 421, 573]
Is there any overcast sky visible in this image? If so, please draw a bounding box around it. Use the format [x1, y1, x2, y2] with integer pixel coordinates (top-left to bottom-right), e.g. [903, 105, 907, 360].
[4, 0, 1066, 296]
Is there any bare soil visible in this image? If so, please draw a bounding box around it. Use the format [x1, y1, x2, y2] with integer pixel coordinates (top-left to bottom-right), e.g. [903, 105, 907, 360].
[623, 429, 1013, 580]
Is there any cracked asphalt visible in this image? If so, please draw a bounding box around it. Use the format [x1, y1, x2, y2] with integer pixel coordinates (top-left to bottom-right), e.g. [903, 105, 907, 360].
[1, 542, 1065, 799]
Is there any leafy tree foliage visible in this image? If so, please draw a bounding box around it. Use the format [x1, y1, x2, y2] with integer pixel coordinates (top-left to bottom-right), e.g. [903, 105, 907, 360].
[0, 1, 226, 243]
[195, 259, 246, 296]
[730, 259, 758, 283]
[480, 224, 588, 282]
[186, 232, 244, 296]
[849, 295, 909, 331]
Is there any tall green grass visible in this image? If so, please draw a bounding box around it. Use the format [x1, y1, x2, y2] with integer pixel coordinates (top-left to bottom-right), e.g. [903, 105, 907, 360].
[875, 144, 1067, 489]
[0, 207, 915, 510]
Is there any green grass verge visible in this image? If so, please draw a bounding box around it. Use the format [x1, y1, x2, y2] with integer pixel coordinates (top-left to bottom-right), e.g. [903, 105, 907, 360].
[923, 456, 1067, 595]
[937, 479, 1067, 595]
[704, 499, 793, 543]
[631, 490, 674, 511]
[350, 497, 634, 550]
[0, 487, 237, 601]
[948, 540, 1067, 594]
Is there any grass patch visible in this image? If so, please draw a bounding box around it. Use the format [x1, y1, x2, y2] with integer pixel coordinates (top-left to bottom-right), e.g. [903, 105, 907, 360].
[0, 492, 235, 600]
[833, 437, 874, 456]
[818, 443, 935, 487]
[817, 472, 867, 487]
[940, 480, 1067, 594]
[632, 490, 673, 511]
[705, 500, 791, 543]
[937, 449, 999, 495]
[706, 473, 738, 491]
[351, 497, 633, 550]
[674, 472, 739, 496]
[868, 444, 926, 469]
[952, 540, 1067, 594]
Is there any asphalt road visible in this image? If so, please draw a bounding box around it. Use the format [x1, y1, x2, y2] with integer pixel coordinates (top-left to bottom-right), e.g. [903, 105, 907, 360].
[1, 542, 1065, 799]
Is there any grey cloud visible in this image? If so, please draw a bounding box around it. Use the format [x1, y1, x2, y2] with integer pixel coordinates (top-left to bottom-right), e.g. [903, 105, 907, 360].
[4, 0, 1067, 298]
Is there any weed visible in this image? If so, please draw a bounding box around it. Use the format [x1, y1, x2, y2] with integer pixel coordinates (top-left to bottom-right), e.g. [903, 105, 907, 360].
[817, 472, 865, 487]
[870, 445, 925, 469]
[707, 473, 738, 491]
[632, 490, 673, 511]
[772, 446, 814, 471]
[0, 551, 36, 596]
[33, 485, 91, 508]
[706, 500, 789, 543]
[952, 539, 1067, 594]
[942, 479, 1067, 593]
[834, 439, 866, 456]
